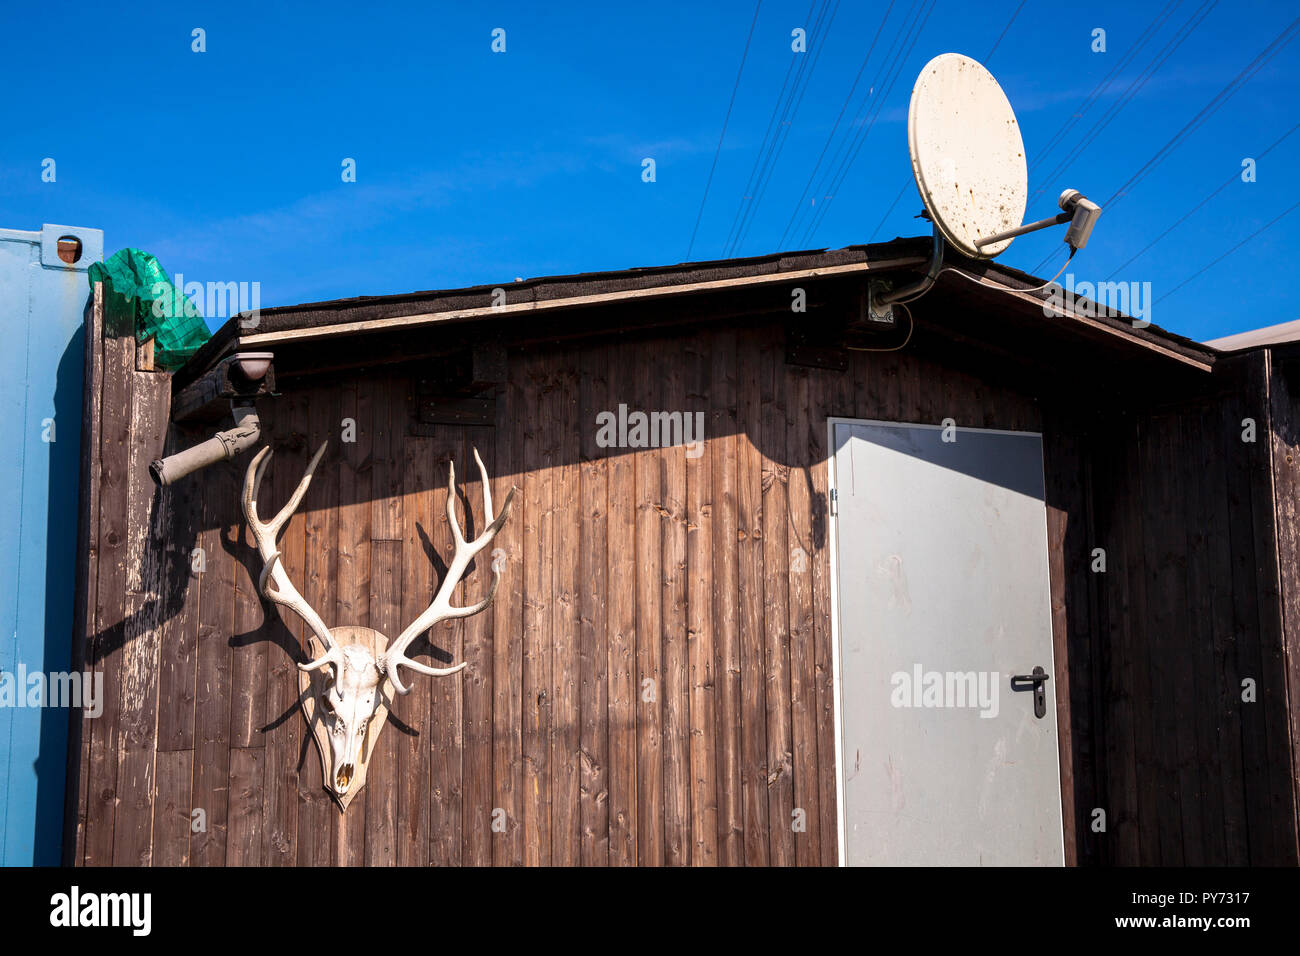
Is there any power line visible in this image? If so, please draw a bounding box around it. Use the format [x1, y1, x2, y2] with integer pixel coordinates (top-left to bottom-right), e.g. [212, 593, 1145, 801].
[719, 1, 812, 255]
[1101, 16, 1299, 210]
[1029, 0, 1181, 172]
[794, 1, 929, 245]
[1155, 197, 1300, 303]
[785, 0, 920, 246]
[685, 0, 763, 261]
[730, 0, 842, 254]
[800, 0, 938, 246]
[1032, 13, 1299, 273]
[726, 0, 841, 256]
[868, 181, 911, 243]
[868, 0, 1030, 243]
[1105, 122, 1300, 279]
[776, 0, 898, 249]
[1029, 0, 1219, 206]
[983, 0, 1028, 63]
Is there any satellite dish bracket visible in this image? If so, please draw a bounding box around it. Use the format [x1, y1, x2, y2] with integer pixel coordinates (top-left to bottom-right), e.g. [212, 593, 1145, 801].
[974, 212, 1071, 249]
[875, 225, 945, 309]
[974, 190, 1102, 252]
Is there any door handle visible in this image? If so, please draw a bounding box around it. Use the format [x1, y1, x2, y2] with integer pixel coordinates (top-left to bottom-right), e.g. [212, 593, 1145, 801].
[1010, 666, 1050, 719]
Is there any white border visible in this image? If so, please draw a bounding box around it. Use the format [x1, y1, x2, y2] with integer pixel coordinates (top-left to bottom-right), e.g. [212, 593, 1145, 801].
[825, 416, 1064, 866]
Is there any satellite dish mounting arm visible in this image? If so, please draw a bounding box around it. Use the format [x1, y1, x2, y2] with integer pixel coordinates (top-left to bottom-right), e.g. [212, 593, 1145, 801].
[876, 225, 945, 307]
[974, 190, 1102, 252]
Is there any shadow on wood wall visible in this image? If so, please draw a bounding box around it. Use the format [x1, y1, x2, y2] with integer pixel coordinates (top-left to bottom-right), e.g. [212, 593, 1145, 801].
[67, 303, 1299, 866]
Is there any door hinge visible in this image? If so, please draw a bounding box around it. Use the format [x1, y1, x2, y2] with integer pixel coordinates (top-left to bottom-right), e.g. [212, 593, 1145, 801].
[830, 487, 838, 516]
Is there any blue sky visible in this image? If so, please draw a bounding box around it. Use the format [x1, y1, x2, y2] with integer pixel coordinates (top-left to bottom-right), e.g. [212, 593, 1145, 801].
[2, 0, 1296, 342]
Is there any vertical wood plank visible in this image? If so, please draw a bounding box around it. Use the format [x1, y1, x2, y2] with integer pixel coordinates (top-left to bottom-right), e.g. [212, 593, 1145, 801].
[1269, 361, 1300, 861]
[635, 345, 664, 866]
[230, 409, 269, 751]
[736, 330, 770, 866]
[1202, 401, 1248, 863]
[1069, 426, 1104, 866]
[227, 406, 275, 864]
[807, 364, 840, 864]
[1178, 408, 1228, 865]
[1243, 354, 1298, 863]
[711, 327, 743, 866]
[1221, 389, 1274, 863]
[578, 344, 611, 866]
[492, 358, 526, 865]
[365, 537, 403, 865]
[606, 341, 639, 866]
[661, 341, 691, 865]
[82, 312, 133, 866]
[365, 379, 401, 866]
[786, 365, 821, 866]
[1041, 415, 1079, 866]
[759, 331, 795, 867]
[428, 431, 465, 867]
[112, 370, 170, 866]
[152, 750, 193, 866]
[397, 428, 435, 866]
[260, 394, 309, 866]
[189, 442, 236, 867]
[154, 428, 202, 754]
[1160, 411, 1204, 866]
[686, 333, 719, 866]
[227, 747, 265, 865]
[1098, 416, 1142, 863]
[1125, 418, 1159, 863]
[335, 379, 371, 865]
[552, 353, 582, 866]
[297, 385, 339, 866]
[462, 416, 498, 866]
[522, 350, 553, 865]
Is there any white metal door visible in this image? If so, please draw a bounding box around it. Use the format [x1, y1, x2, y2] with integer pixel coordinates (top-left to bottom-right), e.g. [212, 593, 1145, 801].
[829, 419, 1064, 866]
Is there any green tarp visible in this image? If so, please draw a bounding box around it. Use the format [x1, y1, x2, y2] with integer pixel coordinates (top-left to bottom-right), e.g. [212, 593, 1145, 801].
[88, 248, 211, 371]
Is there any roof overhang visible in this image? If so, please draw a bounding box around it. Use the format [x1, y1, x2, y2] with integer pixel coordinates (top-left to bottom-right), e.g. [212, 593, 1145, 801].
[173, 238, 1218, 393]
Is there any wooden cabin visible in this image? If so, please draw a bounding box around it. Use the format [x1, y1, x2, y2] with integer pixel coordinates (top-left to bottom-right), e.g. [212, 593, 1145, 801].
[66, 238, 1300, 866]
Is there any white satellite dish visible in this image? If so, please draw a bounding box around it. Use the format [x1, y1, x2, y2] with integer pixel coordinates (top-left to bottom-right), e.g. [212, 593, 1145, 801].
[907, 53, 1027, 259]
[868, 53, 1102, 320]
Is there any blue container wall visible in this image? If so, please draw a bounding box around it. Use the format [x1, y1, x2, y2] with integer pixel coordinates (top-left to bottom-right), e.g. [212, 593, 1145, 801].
[0, 224, 102, 865]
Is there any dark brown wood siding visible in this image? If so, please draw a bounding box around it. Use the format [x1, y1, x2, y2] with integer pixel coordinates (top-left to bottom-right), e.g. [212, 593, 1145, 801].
[1072, 357, 1298, 865]
[68, 299, 1300, 866]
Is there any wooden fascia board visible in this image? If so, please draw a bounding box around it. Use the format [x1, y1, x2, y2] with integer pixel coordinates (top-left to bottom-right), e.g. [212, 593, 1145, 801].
[234, 257, 929, 348]
[224, 257, 1212, 373]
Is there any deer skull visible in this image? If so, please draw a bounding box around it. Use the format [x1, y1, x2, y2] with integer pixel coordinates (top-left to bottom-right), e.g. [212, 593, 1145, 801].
[303, 634, 387, 800]
[242, 442, 515, 809]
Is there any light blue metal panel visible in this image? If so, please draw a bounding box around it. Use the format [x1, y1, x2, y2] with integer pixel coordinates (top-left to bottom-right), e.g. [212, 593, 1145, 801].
[0, 224, 101, 865]
[830, 419, 1063, 866]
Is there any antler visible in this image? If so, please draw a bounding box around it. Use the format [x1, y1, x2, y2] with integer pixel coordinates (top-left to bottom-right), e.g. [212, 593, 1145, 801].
[381, 448, 516, 695]
[242, 442, 339, 674]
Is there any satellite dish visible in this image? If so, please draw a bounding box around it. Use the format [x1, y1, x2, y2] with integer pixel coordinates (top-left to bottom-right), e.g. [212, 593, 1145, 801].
[907, 53, 1027, 259]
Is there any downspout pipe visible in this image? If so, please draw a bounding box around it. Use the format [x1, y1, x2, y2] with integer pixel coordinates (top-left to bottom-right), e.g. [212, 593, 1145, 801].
[149, 404, 261, 487]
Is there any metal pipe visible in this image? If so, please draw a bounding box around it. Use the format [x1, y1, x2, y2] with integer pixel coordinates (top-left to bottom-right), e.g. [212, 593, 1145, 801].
[877, 226, 944, 306]
[149, 405, 261, 486]
[974, 212, 1071, 248]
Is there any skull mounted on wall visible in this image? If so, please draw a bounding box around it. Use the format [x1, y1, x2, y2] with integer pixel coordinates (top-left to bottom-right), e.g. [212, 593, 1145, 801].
[242, 442, 515, 809]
